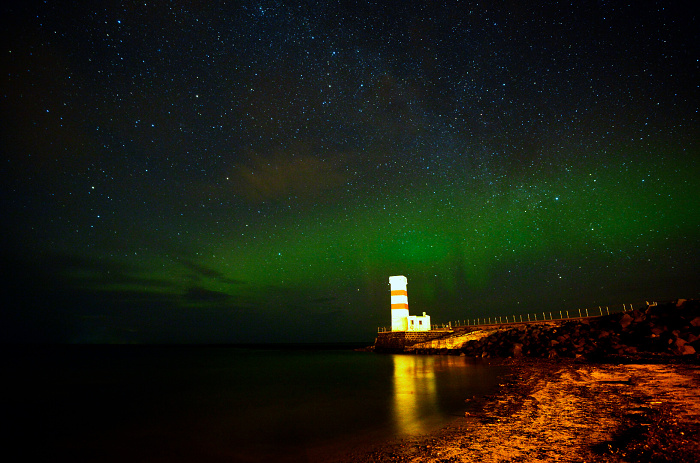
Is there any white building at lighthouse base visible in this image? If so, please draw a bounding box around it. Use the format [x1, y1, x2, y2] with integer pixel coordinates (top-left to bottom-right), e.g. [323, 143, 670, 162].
[406, 312, 431, 332]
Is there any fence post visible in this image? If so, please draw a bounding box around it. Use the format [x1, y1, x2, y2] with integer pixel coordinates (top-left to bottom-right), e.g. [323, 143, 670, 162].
[520, 315, 523, 322]
[578, 308, 582, 317]
[528, 314, 531, 322]
[560, 310, 563, 319]
[566, 310, 569, 318]
[606, 306, 610, 315]
[534, 313, 537, 321]
[586, 308, 589, 317]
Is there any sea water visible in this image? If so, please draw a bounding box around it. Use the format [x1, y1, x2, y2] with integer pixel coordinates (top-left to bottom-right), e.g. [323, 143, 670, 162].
[4, 345, 507, 462]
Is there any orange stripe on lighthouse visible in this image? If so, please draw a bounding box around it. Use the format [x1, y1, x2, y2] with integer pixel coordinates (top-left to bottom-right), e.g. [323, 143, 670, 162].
[389, 275, 410, 331]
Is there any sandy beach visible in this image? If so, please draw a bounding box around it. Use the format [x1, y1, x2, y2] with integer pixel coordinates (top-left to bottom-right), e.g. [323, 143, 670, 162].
[338, 359, 700, 462]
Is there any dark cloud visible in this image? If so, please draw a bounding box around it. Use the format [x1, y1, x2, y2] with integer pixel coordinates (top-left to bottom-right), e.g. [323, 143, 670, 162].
[182, 287, 243, 307]
[231, 144, 350, 203]
[178, 259, 246, 285]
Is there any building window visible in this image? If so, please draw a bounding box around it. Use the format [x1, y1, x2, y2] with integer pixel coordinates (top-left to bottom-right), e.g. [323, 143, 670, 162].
[419, 320, 422, 325]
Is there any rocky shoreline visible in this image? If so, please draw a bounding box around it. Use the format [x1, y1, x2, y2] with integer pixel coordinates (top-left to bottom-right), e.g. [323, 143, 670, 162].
[339, 358, 700, 462]
[380, 299, 700, 360]
[342, 300, 700, 462]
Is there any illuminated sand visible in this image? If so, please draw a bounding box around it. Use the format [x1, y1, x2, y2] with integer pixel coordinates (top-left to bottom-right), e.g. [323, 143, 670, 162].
[339, 360, 700, 462]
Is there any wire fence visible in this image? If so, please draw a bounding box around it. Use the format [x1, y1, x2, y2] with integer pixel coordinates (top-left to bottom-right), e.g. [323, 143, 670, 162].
[378, 302, 646, 333]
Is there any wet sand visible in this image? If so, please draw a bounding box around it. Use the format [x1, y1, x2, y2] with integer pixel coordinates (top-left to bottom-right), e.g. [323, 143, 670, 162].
[336, 359, 700, 462]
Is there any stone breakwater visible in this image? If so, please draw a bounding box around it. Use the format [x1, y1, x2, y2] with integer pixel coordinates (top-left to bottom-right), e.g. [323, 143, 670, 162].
[397, 299, 700, 359]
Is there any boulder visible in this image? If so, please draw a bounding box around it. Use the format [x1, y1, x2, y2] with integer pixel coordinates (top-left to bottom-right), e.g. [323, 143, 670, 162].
[619, 313, 634, 330]
[681, 345, 696, 355]
[512, 343, 523, 357]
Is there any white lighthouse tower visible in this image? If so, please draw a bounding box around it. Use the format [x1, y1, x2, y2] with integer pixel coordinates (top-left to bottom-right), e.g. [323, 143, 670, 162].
[390, 275, 410, 331]
[389, 275, 431, 332]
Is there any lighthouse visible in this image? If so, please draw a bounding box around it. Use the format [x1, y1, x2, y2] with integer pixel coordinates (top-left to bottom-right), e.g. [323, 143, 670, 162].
[389, 275, 430, 332]
[390, 275, 410, 331]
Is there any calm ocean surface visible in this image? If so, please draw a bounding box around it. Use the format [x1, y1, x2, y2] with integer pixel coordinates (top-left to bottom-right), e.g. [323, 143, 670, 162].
[4, 345, 508, 462]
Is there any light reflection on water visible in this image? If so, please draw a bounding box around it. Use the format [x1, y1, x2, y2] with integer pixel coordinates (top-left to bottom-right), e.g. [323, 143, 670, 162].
[392, 354, 439, 435]
[390, 354, 485, 437]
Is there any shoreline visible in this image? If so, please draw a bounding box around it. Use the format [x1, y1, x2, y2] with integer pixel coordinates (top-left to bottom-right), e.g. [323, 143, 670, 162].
[335, 358, 700, 462]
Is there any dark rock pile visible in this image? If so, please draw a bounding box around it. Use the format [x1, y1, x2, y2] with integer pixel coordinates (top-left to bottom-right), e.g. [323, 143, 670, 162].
[456, 299, 700, 360]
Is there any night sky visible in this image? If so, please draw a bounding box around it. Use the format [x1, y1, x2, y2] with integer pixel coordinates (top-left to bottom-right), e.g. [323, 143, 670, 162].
[2, 1, 698, 344]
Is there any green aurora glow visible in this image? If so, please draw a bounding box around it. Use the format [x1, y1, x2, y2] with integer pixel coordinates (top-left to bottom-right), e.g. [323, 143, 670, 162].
[26, 148, 695, 343]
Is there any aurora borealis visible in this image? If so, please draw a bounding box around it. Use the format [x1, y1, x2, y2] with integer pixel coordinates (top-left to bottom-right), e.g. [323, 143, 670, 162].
[2, 1, 698, 343]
